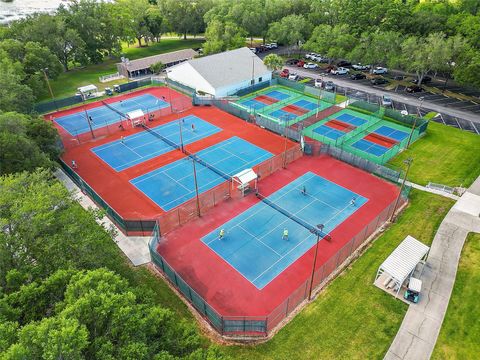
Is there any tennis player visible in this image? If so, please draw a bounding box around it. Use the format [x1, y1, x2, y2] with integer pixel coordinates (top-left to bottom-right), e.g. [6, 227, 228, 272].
[71, 160, 77, 169]
[350, 197, 356, 206]
[301, 186, 307, 196]
[282, 228, 289, 240]
[219, 228, 225, 240]
[191, 123, 196, 132]
[121, 136, 125, 144]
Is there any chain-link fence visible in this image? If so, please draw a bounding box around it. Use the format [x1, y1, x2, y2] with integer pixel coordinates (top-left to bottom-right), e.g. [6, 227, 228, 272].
[149, 184, 408, 337]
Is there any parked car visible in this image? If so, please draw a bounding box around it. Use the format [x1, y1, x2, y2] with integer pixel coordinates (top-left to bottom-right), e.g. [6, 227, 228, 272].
[324, 81, 335, 91]
[325, 65, 336, 73]
[382, 95, 393, 106]
[352, 63, 370, 71]
[288, 73, 299, 81]
[269, 42, 278, 49]
[304, 62, 319, 69]
[393, 75, 405, 80]
[331, 67, 349, 75]
[372, 66, 388, 74]
[280, 69, 289, 78]
[412, 76, 432, 84]
[296, 60, 305, 67]
[337, 60, 352, 67]
[305, 53, 315, 59]
[314, 78, 323, 88]
[371, 77, 388, 85]
[351, 73, 366, 80]
[406, 84, 424, 93]
[249, 47, 257, 53]
[286, 58, 300, 65]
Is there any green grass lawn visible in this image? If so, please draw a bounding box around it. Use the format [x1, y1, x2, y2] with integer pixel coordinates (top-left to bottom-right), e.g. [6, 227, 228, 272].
[389, 121, 480, 188]
[224, 190, 454, 360]
[43, 39, 204, 100]
[432, 232, 480, 360]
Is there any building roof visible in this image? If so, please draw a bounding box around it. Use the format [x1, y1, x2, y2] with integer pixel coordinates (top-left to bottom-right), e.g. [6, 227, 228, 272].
[378, 235, 430, 285]
[118, 49, 198, 72]
[179, 47, 270, 89]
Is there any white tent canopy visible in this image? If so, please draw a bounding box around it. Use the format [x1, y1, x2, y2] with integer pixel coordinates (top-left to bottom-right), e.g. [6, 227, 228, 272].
[233, 169, 257, 196]
[77, 84, 98, 100]
[375, 235, 429, 297]
[126, 109, 144, 120]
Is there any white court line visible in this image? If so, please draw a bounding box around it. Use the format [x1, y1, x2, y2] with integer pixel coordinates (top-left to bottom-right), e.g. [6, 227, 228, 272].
[238, 225, 282, 257]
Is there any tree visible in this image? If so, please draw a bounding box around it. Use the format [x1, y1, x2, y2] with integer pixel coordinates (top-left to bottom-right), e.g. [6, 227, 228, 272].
[150, 61, 165, 74]
[304, 24, 355, 64]
[350, 30, 403, 68]
[0, 52, 34, 113]
[263, 54, 284, 72]
[161, 0, 198, 40]
[116, 0, 151, 47]
[0, 269, 223, 359]
[398, 33, 450, 85]
[203, 20, 247, 55]
[268, 15, 312, 55]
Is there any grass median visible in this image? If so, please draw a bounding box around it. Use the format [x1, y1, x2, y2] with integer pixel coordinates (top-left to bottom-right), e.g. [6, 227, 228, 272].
[224, 190, 453, 359]
[389, 121, 480, 188]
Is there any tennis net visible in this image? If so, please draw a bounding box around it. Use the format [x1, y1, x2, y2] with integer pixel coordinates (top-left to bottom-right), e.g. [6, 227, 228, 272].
[256, 192, 331, 239]
[142, 124, 181, 150]
[102, 101, 127, 119]
[184, 149, 231, 181]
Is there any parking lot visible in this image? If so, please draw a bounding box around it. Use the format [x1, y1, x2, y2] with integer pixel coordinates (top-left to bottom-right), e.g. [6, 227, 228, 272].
[281, 63, 480, 134]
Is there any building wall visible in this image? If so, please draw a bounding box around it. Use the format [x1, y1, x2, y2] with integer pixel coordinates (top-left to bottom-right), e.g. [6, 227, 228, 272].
[167, 63, 216, 95]
[216, 72, 272, 97]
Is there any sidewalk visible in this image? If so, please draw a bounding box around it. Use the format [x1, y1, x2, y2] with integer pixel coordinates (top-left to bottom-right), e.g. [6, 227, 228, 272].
[384, 176, 480, 360]
[55, 169, 151, 266]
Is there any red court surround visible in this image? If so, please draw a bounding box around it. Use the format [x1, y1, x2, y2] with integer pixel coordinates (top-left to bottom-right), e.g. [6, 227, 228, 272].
[52, 88, 297, 220]
[156, 155, 400, 317]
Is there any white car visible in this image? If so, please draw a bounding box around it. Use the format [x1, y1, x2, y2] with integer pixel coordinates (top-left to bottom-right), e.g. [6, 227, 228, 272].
[331, 67, 349, 75]
[372, 66, 388, 74]
[268, 42, 278, 49]
[288, 73, 299, 81]
[352, 63, 370, 71]
[305, 53, 315, 59]
[382, 95, 392, 106]
[314, 78, 323, 88]
[304, 62, 319, 69]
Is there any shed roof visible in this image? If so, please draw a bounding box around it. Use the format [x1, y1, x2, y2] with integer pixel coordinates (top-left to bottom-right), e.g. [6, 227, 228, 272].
[77, 84, 97, 93]
[379, 235, 430, 284]
[175, 47, 270, 89]
[118, 49, 198, 72]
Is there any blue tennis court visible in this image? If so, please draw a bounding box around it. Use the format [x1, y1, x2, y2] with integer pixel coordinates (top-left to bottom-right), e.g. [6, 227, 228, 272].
[264, 90, 291, 101]
[374, 125, 409, 141]
[351, 139, 390, 156]
[292, 99, 318, 111]
[240, 98, 269, 110]
[55, 94, 169, 135]
[201, 172, 368, 289]
[130, 137, 273, 211]
[92, 116, 220, 171]
[269, 109, 298, 121]
[336, 113, 368, 127]
[313, 124, 346, 140]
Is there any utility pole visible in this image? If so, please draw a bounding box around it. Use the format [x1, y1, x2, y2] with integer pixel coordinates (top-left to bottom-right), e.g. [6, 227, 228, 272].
[42, 68, 58, 111]
[406, 97, 424, 148]
[308, 224, 325, 300]
[390, 158, 413, 222]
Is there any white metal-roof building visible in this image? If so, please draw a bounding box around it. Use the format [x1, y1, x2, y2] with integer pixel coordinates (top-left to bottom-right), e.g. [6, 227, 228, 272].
[166, 47, 272, 97]
[375, 235, 430, 297]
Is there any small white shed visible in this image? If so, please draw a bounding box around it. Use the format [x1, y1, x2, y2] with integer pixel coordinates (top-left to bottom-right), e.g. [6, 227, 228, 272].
[77, 84, 98, 100]
[375, 235, 430, 297]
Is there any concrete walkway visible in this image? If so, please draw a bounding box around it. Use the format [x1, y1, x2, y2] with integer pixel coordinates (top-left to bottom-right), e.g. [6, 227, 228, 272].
[403, 180, 460, 201]
[384, 176, 480, 360]
[55, 169, 151, 266]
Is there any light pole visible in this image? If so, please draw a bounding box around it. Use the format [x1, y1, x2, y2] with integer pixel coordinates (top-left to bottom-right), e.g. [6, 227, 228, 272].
[406, 97, 424, 148]
[42, 68, 58, 111]
[192, 157, 201, 217]
[308, 224, 325, 300]
[178, 118, 184, 152]
[390, 158, 413, 222]
[251, 55, 255, 86]
[83, 104, 95, 139]
[165, 69, 174, 113]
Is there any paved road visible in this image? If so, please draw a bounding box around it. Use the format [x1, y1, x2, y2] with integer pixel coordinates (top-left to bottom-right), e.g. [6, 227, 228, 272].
[285, 66, 480, 125]
[384, 176, 480, 360]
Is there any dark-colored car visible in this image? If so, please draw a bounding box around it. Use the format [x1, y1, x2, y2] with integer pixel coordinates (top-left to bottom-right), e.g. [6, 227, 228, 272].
[337, 60, 352, 67]
[371, 77, 388, 85]
[297, 60, 305, 67]
[286, 58, 300, 65]
[351, 73, 366, 80]
[406, 85, 424, 93]
[280, 69, 289, 78]
[393, 75, 405, 81]
[412, 76, 432, 84]
[325, 65, 336, 73]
